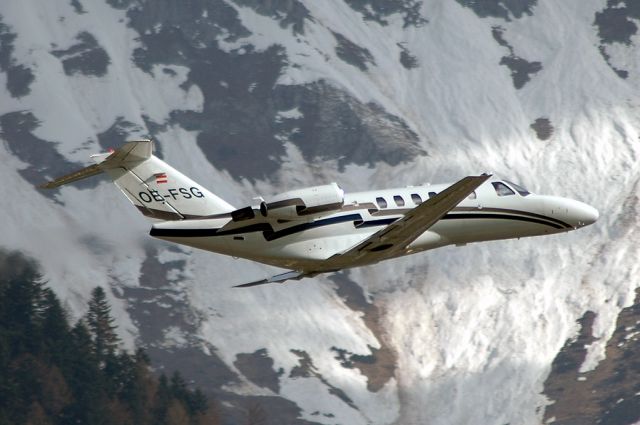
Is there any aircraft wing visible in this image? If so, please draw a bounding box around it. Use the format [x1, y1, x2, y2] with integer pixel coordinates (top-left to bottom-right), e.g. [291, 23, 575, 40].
[233, 270, 310, 288]
[321, 174, 491, 268]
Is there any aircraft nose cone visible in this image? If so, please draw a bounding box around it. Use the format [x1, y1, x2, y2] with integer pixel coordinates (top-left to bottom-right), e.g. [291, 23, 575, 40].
[544, 196, 599, 230]
[575, 202, 599, 227]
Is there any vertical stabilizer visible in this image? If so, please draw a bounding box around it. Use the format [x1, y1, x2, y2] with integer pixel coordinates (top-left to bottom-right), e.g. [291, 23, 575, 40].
[41, 140, 234, 220]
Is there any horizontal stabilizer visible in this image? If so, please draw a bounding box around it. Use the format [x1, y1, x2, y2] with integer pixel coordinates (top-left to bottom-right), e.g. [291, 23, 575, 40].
[233, 270, 308, 288]
[40, 140, 153, 189]
[39, 164, 103, 189]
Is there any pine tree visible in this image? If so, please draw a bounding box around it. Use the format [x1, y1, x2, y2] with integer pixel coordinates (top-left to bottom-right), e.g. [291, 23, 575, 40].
[24, 401, 51, 425]
[86, 287, 120, 366]
[62, 322, 103, 424]
[0, 254, 46, 424]
[169, 372, 208, 417]
[165, 400, 190, 425]
[1, 257, 45, 357]
[0, 253, 220, 425]
[39, 288, 71, 367]
[118, 349, 156, 425]
[245, 402, 267, 425]
[153, 374, 172, 424]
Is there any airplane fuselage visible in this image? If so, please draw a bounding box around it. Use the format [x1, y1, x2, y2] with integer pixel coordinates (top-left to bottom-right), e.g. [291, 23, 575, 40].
[41, 141, 598, 286]
[150, 179, 598, 272]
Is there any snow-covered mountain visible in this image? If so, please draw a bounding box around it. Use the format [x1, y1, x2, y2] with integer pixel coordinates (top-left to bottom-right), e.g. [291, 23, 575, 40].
[1, 0, 639, 423]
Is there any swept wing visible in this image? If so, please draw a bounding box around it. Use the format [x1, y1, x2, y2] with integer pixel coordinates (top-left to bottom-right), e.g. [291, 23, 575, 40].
[321, 174, 491, 269]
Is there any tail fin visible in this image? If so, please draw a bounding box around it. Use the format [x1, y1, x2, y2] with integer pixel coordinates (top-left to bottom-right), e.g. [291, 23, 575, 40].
[41, 140, 234, 220]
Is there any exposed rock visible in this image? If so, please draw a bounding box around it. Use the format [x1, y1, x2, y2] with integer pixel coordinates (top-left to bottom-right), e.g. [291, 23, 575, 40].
[332, 31, 376, 71]
[166, 43, 290, 181]
[111, 0, 424, 181]
[397, 43, 419, 69]
[96, 117, 152, 153]
[594, 1, 640, 79]
[530, 117, 553, 141]
[290, 349, 358, 410]
[126, 0, 251, 50]
[281, 81, 425, 172]
[492, 26, 542, 89]
[0, 19, 35, 98]
[51, 32, 110, 77]
[595, 1, 640, 45]
[0, 111, 101, 192]
[70, 0, 86, 14]
[456, 0, 538, 20]
[499, 56, 542, 89]
[543, 288, 640, 424]
[343, 0, 427, 28]
[105, 0, 132, 9]
[234, 348, 284, 393]
[329, 272, 397, 392]
[119, 245, 316, 425]
[231, 0, 312, 34]
[598, 46, 628, 79]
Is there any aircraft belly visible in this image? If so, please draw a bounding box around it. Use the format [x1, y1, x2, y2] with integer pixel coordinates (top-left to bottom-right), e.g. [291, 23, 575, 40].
[406, 230, 447, 251]
[265, 222, 368, 261]
[277, 234, 361, 261]
[151, 218, 369, 267]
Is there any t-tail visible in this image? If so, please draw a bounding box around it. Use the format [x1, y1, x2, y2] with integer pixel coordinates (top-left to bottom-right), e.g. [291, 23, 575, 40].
[40, 140, 234, 220]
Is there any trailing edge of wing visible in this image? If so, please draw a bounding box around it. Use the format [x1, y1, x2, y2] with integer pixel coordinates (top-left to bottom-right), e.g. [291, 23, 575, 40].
[233, 270, 308, 288]
[322, 174, 492, 267]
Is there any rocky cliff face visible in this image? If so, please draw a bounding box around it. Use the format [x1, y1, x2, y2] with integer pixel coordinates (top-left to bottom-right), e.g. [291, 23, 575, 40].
[544, 288, 640, 425]
[0, 1, 639, 424]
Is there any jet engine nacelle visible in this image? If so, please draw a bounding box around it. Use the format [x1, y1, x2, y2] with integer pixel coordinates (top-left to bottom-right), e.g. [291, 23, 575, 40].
[261, 183, 344, 220]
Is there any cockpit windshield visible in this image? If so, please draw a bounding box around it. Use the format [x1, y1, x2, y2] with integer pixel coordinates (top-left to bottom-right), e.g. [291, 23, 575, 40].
[503, 180, 531, 196]
[492, 182, 515, 197]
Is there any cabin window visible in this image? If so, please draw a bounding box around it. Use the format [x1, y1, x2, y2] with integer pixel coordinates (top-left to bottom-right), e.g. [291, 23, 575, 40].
[428, 191, 437, 198]
[376, 197, 388, 208]
[411, 193, 422, 204]
[492, 182, 515, 197]
[394, 195, 405, 207]
[504, 180, 531, 196]
[467, 191, 477, 200]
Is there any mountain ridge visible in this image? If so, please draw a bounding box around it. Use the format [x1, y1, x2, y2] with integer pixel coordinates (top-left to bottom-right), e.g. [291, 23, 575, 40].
[0, 1, 639, 424]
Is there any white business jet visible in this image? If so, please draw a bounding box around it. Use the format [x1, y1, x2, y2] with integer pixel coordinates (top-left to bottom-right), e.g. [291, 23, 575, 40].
[42, 140, 598, 287]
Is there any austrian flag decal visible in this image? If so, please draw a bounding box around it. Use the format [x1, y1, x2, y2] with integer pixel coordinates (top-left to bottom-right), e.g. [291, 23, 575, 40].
[155, 173, 168, 184]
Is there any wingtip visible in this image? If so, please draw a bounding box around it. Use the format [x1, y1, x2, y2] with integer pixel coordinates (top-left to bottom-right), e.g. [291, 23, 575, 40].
[39, 182, 56, 190]
[232, 270, 309, 288]
[233, 279, 268, 288]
